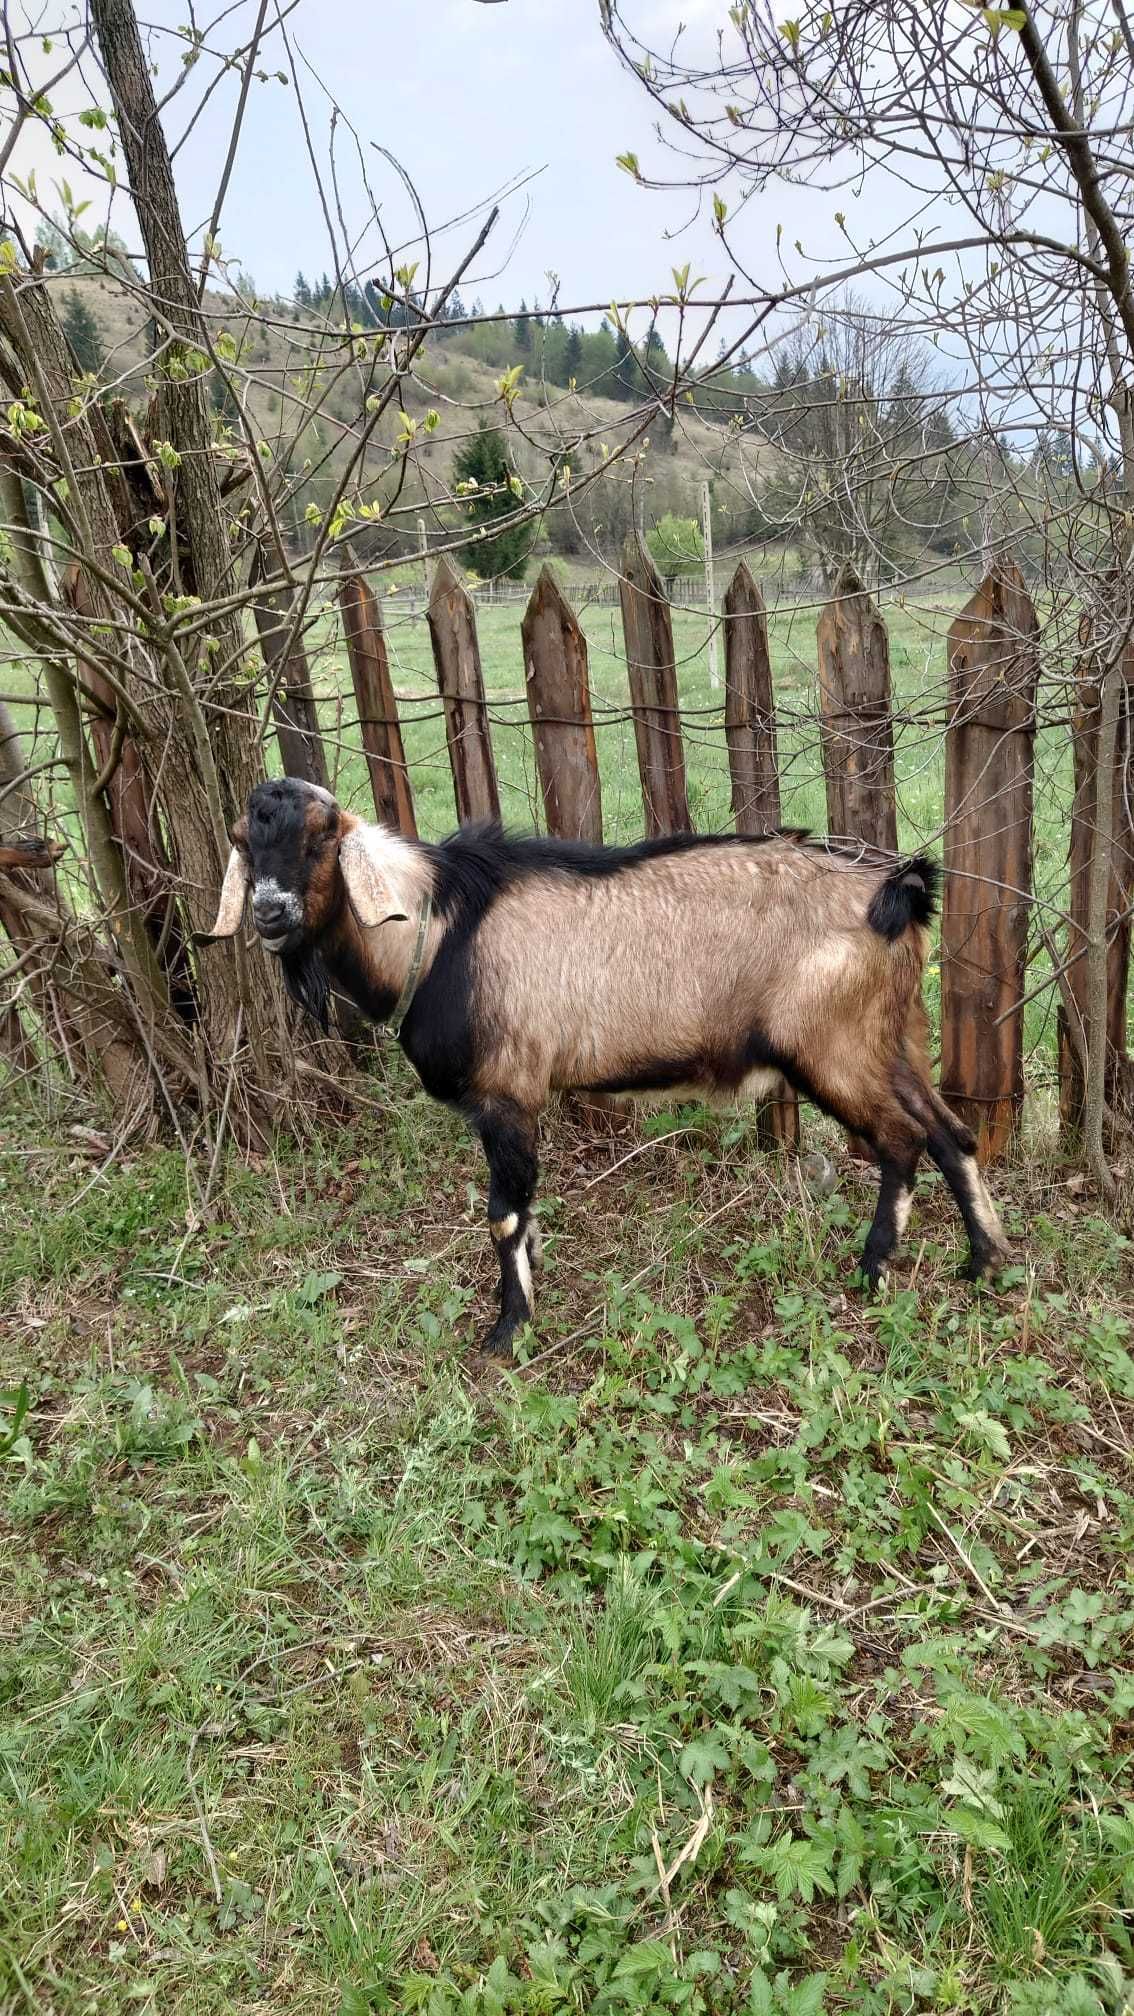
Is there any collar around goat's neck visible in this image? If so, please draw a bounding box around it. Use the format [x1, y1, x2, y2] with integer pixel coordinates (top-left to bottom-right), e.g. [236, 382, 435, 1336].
[386, 888, 432, 1038]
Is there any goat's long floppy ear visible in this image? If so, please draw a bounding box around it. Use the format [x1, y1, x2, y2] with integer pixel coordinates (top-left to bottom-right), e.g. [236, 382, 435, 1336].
[339, 825, 411, 928]
[195, 844, 250, 944]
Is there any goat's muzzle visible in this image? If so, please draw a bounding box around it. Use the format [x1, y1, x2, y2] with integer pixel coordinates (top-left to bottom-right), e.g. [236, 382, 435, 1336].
[251, 881, 303, 954]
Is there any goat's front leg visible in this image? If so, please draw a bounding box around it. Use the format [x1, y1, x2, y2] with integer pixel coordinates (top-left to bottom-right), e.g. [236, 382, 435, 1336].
[469, 1096, 539, 1355]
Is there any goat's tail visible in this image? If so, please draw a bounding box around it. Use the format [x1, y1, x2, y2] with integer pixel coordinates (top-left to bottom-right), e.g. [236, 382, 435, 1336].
[867, 855, 938, 942]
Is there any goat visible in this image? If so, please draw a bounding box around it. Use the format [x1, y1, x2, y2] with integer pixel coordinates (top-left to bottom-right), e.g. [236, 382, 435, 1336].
[201, 777, 1008, 1352]
[0, 836, 64, 871]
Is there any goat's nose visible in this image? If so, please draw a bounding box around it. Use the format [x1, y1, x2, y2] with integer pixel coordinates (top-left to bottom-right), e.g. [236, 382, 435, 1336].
[252, 893, 289, 932]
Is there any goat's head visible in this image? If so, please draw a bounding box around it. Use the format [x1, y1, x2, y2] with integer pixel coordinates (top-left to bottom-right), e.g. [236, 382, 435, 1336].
[200, 777, 415, 957]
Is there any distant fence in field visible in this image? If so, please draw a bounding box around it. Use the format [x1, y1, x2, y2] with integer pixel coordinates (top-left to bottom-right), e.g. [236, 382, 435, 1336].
[262, 540, 1133, 1164]
[383, 574, 730, 617]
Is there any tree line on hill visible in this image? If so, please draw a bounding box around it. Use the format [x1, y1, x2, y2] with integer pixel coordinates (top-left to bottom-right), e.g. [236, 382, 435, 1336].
[291, 268, 763, 419]
[37, 215, 1098, 593]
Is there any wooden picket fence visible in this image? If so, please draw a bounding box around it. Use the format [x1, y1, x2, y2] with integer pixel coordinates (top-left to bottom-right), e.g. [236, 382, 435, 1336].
[268, 542, 1133, 1163]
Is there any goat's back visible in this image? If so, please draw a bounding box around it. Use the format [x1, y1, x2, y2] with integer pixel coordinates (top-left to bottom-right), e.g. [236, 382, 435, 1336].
[463, 834, 927, 1106]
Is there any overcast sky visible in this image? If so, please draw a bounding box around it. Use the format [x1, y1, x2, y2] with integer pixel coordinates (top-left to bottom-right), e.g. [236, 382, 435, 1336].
[13, 0, 902, 344]
[164, 0, 736, 314]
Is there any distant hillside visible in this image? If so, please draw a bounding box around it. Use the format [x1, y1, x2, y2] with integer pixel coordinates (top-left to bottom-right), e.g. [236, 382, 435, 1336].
[49, 268, 769, 572]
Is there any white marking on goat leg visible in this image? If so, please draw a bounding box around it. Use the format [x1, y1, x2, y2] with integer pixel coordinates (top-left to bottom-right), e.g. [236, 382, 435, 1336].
[525, 1214, 543, 1269]
[962, 1155, 1007, 1248]
[491, 1212, 519, 1240]
[514, 1236, 533, 1312]
[893, 1188, 914, 1244]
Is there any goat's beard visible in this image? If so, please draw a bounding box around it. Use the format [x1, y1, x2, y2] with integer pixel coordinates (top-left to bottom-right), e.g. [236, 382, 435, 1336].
[279, 943, 331, 1033]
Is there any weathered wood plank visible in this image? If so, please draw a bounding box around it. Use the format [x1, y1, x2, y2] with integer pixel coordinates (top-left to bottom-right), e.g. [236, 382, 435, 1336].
[720, 562, 798, 1147]
[940, 562, 1039, 1161]
[428, 557, 500, 825]
[339, 572, 416, 836]
[618, 539, 692, 837]
[1059, 632, 1134, 1134]
[816, 564, 897, 853]
[723, 562, 781, 836]
[521, 567, 602, 843]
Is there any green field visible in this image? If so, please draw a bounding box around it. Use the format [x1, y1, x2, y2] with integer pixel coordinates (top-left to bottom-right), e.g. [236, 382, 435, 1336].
[6, 565, 1129, 2015]
[3, 1091, 1134, 2013]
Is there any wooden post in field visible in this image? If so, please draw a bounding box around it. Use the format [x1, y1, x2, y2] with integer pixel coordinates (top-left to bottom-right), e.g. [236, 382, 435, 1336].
[618, 538, 692, 837]
[940, 560, 1039, 1161]
[721, 560, 798, 1148]
[723, 562, 781, 835]
[339, 572, 416, 837]
[428, 558, 501, 825]
[1059, 631, 1134, 1136]
[816, 564, 898, 853]
[252, 549, 330, 790]
[521, 567, 603, 843]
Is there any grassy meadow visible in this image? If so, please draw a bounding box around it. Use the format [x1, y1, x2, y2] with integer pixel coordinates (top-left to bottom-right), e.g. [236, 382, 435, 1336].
[6, 562, 1133, 2015]
[4, 1086, 1134, 2013]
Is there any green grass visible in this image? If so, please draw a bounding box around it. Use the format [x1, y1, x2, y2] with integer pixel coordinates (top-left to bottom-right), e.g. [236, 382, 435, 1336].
[3, 1091, 1134, 2013]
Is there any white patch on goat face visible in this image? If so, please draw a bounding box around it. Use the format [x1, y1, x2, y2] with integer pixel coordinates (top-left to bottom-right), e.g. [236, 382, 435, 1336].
[491, 1212, 519, 1240]
[252, 877, 302, 923]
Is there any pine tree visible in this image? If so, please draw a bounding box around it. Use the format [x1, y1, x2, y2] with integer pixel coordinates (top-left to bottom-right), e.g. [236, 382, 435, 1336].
[613, 338, 640, 402]
[294, 271, 312, 307]
[564, 326, 583, 381]
[452, 422, 534, 581]
[61, 289, 102, 376]
[513, 299, 532, 352]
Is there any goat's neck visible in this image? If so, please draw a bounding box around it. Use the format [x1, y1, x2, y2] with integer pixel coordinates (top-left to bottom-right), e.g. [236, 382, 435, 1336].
[319, 881, 437, 1025]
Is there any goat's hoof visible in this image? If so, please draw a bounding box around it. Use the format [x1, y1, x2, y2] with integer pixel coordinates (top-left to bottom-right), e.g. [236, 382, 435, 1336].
[481, 1318, 521, 1357]
[960, 1247, 1009, 1284]
[858, 1256, 889, 1295]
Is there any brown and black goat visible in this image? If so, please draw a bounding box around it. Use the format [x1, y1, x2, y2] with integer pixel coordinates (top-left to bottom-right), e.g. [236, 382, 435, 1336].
[0, 836, 64, 872]
[201, 777, 1008, 1352]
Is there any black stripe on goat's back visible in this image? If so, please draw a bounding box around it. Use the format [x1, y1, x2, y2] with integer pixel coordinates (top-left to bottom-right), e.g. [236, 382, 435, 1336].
[425, 821, 831, 927]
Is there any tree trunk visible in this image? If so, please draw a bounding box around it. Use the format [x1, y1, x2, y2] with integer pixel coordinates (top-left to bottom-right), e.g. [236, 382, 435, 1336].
[0, 696, 149, 1108]
[84, 0, 352, 1130]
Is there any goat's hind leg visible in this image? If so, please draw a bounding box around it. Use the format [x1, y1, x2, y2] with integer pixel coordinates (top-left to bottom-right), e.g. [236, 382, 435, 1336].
[469, 1096, 539, 1355]
[860, 1129, 923, 1290]
[894, 1065, 1008, 1280]
[924, 1101, 1009, 1280]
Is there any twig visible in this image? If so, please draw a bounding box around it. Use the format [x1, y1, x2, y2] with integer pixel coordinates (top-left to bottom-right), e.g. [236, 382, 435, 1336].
[926, 1503, 1005, 1615]
[186, 1723, 224, 1905]
[580, 1125, 701, 1190]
